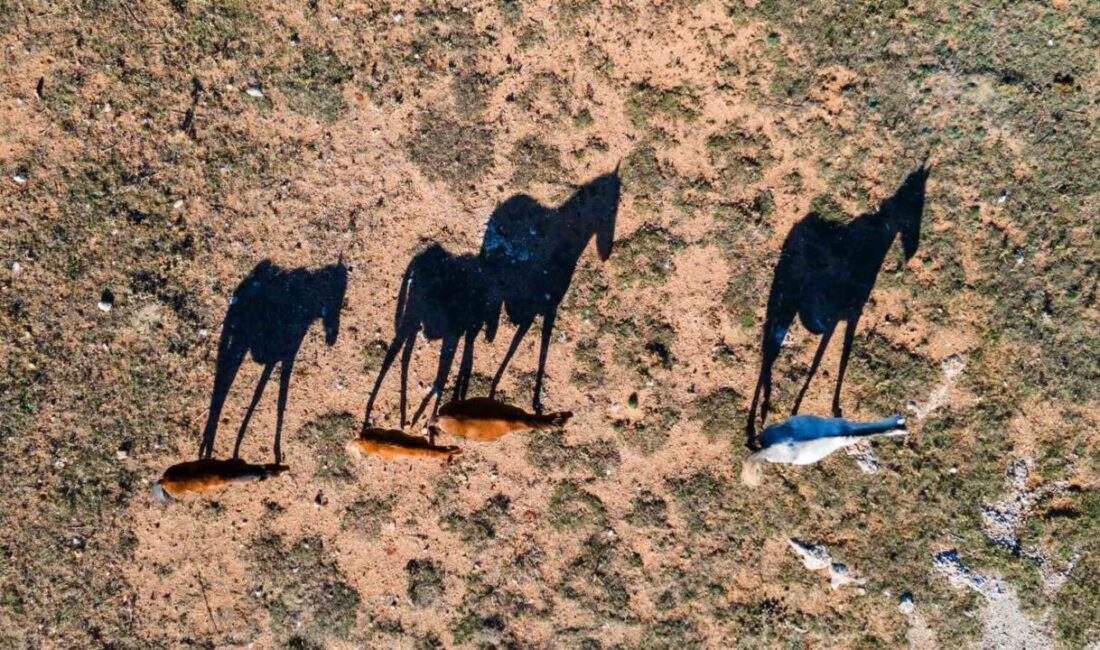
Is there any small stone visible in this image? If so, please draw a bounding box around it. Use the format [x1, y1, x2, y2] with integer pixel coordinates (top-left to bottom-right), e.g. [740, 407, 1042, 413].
[173, 199, 184, 210]
[898, 592, 915, 615]
[11, 261, 21, 274]
[98, 289, 115, 312]
[245, 85, 264, 98]
[393, 11, 403, 22]
[12, 174, 27, 185]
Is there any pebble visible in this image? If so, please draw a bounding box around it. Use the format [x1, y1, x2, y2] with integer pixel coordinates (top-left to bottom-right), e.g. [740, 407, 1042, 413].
[898, 592, 915, 615]
[11, 261, 20, 274]
[245, 85, 264, 98]
[97, 300, 113, 312]
[12, 174, 26, 185]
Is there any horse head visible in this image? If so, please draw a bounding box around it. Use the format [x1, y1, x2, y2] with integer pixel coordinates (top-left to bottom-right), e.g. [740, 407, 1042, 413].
[560, 164, 621, 261]
[883, 162, 930, 262]
[319, 256, 349, 346]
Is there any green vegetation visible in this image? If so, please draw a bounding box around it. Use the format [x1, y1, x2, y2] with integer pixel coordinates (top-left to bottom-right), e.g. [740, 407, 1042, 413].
[406, 559, 445, 607]
[444, 493, 512, 543]
[297, 412, 357, 483]
[548, 481, 607, 530]
[509, 135, 565, 187]
[407, 109, 495, 186]
[688, 387, 743, 442]
[611, 226, 686, 286]
[250, 535, 361, 645]
[342, 496, 396, 536]
[626, 83, 701, 131]
[527, 431, 620, 478]
[277, 47, 353, 122]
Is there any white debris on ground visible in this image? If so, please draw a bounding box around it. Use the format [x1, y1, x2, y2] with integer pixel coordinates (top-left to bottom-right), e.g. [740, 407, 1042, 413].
[909, 353, 966, 422]
[845, 354, 967, 475]
[897, 593, 939, 649]
[980, 459, 1078, 592]
[844, 445, 881, 474]
[788, 539, 866, 591]
[933, 550, 1006, 600]
[933, 550, 1054, 650]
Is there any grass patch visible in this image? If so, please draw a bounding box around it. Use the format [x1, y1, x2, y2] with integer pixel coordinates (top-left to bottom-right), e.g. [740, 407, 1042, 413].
[407, 109, 494, 186]
[527, 431, 620, 478]
[342, 496, 395, 536]
[509, 135, 565, 187]
[406, 559, 445, 607]
[297, 412, 357, 483]
[689, 387, 744, 443]
[250, 534, 361, 644]
[611, 226, 685, 286]
[548, 480, 607, 530]
[444, 493, 511, 543]
[277, 46, 352, 122]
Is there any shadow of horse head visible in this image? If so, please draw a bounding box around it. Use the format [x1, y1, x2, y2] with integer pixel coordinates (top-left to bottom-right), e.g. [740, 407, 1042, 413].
[480, 165, 621, 411]
[746, 162, 929, 448]
[198, 258, 347, 464]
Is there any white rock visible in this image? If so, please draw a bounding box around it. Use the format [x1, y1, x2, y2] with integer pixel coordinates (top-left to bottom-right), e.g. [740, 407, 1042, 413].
[898, 593, 916, 615]
[97, 301, 113, 312]
[11, 261, 21, 274]
[245, 85, 264, 98]
[12, 174, 27, 185]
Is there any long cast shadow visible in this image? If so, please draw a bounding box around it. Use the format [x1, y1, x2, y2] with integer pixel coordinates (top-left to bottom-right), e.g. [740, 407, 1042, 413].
[746, 163, 930, 448]
[198, 259, 348, 464]
[364, 167, 621, 427]
[481, 166, 621, 412]
[363, 245, 495, 429]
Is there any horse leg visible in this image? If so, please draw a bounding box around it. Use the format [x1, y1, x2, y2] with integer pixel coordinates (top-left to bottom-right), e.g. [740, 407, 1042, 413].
[746, 364, 768, 450]
[454, 327, 478, 400]
[398, 331, 416, 429]
[273, 358, 293, 466]
[791, 324, 836, 415]
[413, 335, 458, 425]
[233, 362, 274, 460]
[364, 332, 406, 430]
[199, 342, 246, 459]
[832, 316, 860, 417]
[489, 319, 532, 398]
[532, 307, 558, 414]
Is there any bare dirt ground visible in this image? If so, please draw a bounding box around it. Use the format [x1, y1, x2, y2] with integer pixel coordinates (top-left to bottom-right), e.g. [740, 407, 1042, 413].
[2, 0, 1099, 648]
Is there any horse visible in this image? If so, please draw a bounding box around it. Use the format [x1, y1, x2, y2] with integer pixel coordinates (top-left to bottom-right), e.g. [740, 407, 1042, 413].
[198, 259, 347, 464]
[746, 163, 929, 448]
[364, 244, 495, 429]
[479, 166, 621, 412]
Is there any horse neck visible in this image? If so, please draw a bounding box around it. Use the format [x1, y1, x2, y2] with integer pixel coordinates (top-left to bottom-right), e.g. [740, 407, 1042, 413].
[554, 208, 598, 259]
[852, 212, 898, 267]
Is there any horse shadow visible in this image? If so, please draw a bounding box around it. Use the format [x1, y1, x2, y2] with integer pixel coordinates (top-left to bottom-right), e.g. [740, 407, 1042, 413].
[481, 166, 620, 412]
[364, 244, 496, 429]
[198, 259, 348, 464]
[746, 162, 930, 448]
[364, 166, 621, 428]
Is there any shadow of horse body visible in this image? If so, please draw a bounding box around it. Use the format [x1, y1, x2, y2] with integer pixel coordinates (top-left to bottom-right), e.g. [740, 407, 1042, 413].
[365, 245, 494, 428]
[364, 168, 620, 427]
[746, 164, 929, 447]
[199, 259, 347, 464]
[481, 169, 620, 411]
